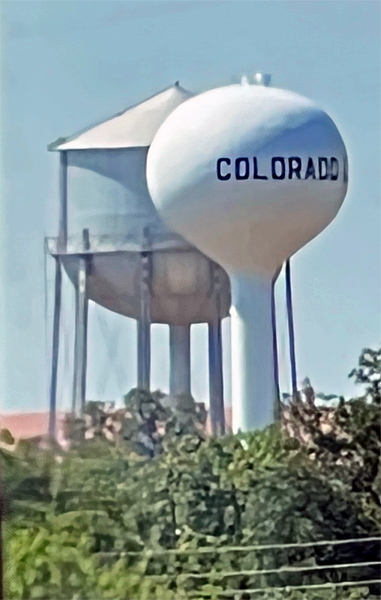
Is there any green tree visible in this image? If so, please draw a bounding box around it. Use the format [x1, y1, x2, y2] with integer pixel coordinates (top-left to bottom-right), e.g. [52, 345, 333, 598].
[349, 346, 381, 404]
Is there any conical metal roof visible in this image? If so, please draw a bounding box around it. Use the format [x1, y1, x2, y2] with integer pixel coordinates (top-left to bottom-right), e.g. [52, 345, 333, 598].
[48, 82, 192, 151]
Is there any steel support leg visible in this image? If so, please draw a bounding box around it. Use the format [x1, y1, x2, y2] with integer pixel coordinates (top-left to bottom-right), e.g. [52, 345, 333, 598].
[72, 257, 88, 415]
[58, 151, 68, 252]
[48, 257, 62, 439]
[169, 324, 191, 396]
[137, 320, 151, 390]
[208, 319, 225, 436]
[137, 252, 151, 390]
[271, 277, 281, 421]
[285, 259, 298, 400]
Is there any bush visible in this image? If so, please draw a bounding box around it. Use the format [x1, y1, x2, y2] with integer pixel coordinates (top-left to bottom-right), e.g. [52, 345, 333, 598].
[2, 347, 380, 599]
[5, 424, 378, 598]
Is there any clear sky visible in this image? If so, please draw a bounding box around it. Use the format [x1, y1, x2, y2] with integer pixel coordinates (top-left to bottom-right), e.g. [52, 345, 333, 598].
[1, 0, 380, 414]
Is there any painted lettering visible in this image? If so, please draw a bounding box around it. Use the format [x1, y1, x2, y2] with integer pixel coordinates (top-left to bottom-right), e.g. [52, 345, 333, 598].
[253, 157, 268, 180]
[318, 157, 329, 180]
[304, 157, 316, 180]
[330, 157, 339, 181]
[217, 158, 231, 180]
[216, 156, 343, 181]
[288, 157, 302, 180]
[271, 157, 286, 180]
[235, 157, 250, 180]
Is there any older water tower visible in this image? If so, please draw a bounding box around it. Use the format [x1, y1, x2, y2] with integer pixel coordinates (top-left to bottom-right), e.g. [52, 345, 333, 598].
[46, 83, 231, 437]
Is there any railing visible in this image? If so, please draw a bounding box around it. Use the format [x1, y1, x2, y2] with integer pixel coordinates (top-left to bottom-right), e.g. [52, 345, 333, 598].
[45, 231, 193, 256]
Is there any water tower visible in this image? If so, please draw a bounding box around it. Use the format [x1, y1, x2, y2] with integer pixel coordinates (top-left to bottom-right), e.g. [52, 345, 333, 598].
[147, 80, 348, 432]
[46, 83, 231, 437]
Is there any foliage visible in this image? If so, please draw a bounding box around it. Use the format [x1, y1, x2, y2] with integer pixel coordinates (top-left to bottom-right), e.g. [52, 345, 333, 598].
[1, 434, 63, 523]
[282, 352, 381, 528]
[348, 346, 381, 404]
[63, 388, 207, 457]
[4, 428, 379, 598]
[4, 520, 178, 600]
[4, 522, 98, 599]
[2, 347, 381, 599]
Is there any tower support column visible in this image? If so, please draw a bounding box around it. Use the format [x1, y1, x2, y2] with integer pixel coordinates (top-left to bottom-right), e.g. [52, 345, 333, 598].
[208, 265, 225, 436]
[72, 256, 89, 414]
[48, 256, 62, 438]
[58, 151, 68, 252]
[72, 229, 90, 415]
[208, 318, 225, 436]
[137, 251, 151, 390]
[285, 259, 298, 400]
[271, 274, 281, 421]
[231, 272, 275, 433]
[169, 324, 191, 396]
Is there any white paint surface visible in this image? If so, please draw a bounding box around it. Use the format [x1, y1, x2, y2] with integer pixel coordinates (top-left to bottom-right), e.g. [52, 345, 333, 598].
[147, 83, 348, 431]
[230, 272, 275, 432]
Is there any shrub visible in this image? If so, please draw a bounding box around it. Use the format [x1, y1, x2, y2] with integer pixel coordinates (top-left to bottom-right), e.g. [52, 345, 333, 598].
[2, 347, 380, 599]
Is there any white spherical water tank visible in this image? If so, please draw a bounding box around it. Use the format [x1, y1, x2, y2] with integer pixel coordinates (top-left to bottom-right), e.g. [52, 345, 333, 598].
[147, 83, 348, 432]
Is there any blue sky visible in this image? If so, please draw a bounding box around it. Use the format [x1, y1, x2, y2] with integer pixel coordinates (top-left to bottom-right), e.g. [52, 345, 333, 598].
[1, 0, 380, 413]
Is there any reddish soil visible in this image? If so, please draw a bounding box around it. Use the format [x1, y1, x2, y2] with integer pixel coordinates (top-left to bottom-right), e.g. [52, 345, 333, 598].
[0, 412, 66, 440]
[1, 407, 233, 440]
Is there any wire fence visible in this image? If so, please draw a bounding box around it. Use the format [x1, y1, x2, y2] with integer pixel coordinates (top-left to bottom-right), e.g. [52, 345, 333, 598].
[104, 536, 381, 558]
[201, 580, 381, 598]
[97, 536, 381, 598]
[151, 561, 380, 582]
